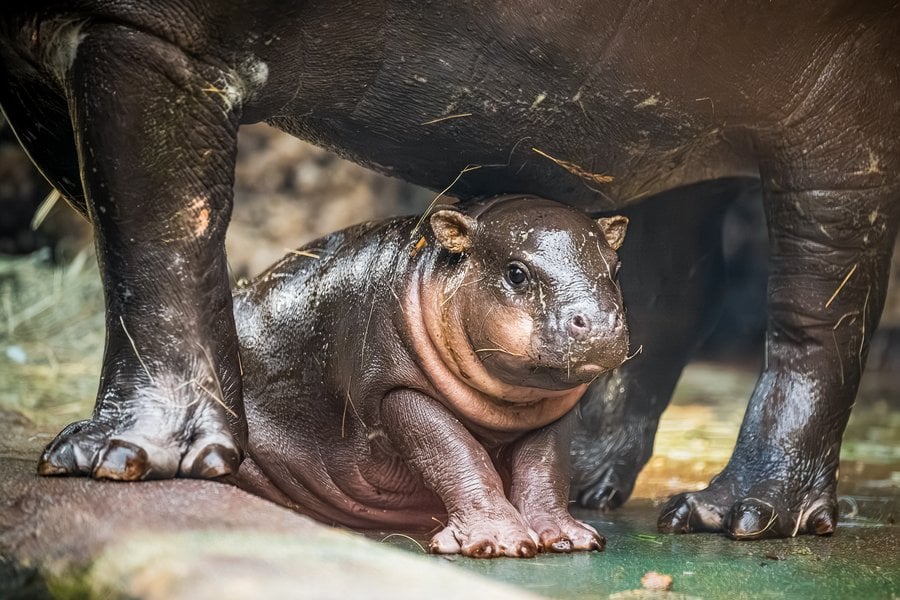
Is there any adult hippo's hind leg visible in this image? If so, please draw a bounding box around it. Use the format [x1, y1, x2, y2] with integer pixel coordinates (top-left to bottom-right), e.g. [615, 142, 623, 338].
[659, 134, 900, 537]
[38, 24, 246, 479]
[572, 180, 743, 509]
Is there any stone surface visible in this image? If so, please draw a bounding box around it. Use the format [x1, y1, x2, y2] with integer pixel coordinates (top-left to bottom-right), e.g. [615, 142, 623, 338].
[0, 411, 535, 600]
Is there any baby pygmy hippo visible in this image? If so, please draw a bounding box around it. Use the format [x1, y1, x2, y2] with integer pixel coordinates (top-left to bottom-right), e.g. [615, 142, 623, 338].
[232, 195, 629, 558]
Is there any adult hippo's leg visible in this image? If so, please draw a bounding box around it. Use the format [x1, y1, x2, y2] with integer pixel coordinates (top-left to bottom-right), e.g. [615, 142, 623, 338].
[659, 121, 900, 537]
[572, 179, 744, 509]
[37, 24, 246, 479]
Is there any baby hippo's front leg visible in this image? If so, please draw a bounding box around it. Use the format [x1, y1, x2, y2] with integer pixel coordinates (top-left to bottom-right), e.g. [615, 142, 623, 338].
[510, 412, 605, 552]
[381, 390, 538, 558]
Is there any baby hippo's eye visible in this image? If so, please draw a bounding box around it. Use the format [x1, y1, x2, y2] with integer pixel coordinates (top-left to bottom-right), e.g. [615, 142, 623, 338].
[505, 262, 530, 287]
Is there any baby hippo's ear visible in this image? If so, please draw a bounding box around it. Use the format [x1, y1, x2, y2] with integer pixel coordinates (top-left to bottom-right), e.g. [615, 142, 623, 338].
[597, 215, 629, 251]
[430, 210, 477, 253]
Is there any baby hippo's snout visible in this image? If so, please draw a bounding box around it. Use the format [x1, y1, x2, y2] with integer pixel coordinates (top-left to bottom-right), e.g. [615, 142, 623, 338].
[565, 310, 625, 342]
[567, 313, 591, 339]
[555, 303, 629, 381]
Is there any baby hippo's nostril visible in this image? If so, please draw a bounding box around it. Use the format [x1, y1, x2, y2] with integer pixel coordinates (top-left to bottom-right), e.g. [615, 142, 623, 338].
[567, 314, 592, 340]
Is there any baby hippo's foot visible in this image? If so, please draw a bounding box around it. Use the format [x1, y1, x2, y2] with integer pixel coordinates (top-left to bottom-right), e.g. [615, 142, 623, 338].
[658, 474, 838, 539]
[527, 512, 605, 552]
[38, 371, 243, 481]
[429, 513, 539, 558]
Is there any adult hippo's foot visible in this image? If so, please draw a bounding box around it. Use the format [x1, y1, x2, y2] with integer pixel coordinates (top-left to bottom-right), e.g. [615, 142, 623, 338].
[572, 414, 655, 511]
[38, 364, 243, 480]
[657, 368, 845, 539]
[658, 443, 839, 539]
[6, 23, 250, 479]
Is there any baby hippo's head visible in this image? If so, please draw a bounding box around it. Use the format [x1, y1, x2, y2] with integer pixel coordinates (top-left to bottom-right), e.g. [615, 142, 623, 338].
[428, 196, 629, 393]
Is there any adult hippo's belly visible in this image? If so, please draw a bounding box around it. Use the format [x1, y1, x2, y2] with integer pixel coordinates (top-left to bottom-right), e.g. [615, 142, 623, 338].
[0, 1, 897, 540]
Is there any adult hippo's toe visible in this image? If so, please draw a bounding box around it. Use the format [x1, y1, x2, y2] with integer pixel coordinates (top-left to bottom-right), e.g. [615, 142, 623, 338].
[659, 482, 839, 540]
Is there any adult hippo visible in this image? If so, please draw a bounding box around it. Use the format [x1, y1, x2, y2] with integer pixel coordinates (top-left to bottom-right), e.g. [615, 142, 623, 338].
[0, 2, 897, 540]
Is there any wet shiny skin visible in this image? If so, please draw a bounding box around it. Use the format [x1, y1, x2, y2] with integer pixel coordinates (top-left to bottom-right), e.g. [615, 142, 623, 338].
[231, 196, 627, 557]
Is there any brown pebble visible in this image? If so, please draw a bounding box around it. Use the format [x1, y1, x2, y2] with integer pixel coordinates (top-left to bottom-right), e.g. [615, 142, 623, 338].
[641, 571, 673, 591]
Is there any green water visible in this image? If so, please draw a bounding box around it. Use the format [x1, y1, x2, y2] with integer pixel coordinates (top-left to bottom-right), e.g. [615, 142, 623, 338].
[419, 503, 898, 599]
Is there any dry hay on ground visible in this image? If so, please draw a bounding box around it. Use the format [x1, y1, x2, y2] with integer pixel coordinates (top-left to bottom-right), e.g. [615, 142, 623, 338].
[0, 250, 102, 426]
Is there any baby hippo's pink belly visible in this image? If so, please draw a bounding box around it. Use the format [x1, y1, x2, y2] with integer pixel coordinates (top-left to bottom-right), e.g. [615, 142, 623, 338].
[234, 440, 448, 531]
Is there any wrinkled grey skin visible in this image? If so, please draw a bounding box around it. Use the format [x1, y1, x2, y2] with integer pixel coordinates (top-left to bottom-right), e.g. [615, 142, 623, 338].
[233, 196, 628, 557]
[0, 1, 897, 540]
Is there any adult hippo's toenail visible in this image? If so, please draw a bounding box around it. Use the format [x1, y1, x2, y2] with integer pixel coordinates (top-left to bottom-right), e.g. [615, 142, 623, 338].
[37, 447, 77, 476]
[657, 495, 692, 533]
[37, 420, 93, 476]
[189, 443, 241, 478]
[808, 506, 837, 536]
[93, 440, 150, 481]
[726, 499, 779, 540]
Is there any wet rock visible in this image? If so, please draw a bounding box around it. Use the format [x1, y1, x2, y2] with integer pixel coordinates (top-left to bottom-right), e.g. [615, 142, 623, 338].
[0, 410, 534, 600]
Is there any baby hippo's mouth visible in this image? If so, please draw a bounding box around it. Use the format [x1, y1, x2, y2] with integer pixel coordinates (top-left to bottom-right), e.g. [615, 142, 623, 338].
[474, 327, 629, 391]
[485, 356, 622, 391]
[545, 360, 617, 386]
[525, 339, 629, 388]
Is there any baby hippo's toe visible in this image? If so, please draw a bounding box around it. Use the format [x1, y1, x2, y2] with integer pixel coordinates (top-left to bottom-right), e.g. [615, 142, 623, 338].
[428, 518, 539, 558]
[529, 514, 606, 552]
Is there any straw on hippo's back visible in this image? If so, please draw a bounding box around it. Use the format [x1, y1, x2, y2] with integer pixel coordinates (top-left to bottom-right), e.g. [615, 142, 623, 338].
[232, 196, 629, 557]
[1, 1, 897, 541]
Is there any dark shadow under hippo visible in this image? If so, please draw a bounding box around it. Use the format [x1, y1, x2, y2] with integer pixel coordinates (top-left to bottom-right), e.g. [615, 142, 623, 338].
[233, 196, 628, 557]
[0, 2, 897, 540]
